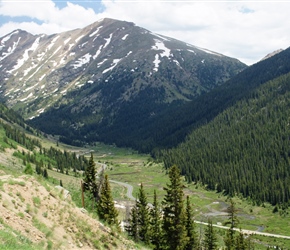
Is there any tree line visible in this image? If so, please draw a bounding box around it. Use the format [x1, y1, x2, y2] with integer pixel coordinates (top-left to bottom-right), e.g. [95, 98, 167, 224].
[0, 119, 89, 176]
[161, 72, 290, 207]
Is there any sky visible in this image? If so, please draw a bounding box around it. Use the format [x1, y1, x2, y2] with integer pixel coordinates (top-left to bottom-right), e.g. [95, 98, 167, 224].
[0, 1, 290, 65]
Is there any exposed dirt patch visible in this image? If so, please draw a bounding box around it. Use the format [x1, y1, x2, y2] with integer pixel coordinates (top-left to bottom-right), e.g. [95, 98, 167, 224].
[0, 173, 137, 249]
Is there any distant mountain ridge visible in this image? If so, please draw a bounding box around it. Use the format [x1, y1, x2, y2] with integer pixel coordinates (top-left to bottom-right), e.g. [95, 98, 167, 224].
[0, 18, 246, 146]
[260, 49, 283, 61]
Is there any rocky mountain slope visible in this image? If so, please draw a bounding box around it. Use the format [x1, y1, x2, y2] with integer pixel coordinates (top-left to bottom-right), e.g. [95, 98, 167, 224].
[0, 173, 135, 249]
[0, 151, 136, 250]
[0, 18, 246, 147]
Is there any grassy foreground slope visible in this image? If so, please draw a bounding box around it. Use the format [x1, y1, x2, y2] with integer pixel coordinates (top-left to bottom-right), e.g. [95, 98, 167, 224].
[0, 124, 143, 249]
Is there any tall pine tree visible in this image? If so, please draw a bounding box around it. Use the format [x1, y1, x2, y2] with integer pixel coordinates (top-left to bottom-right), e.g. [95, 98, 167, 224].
[126, 206, 139, 241]
[185, 196, 198, 250]
[136, 183, 151, 244]
[150, 190, 163, 250]
[224, 199, 239, 249]
[235, 229, 246, 250]
[126, 183, 151, 244]
[162, 165, 187, 250]
[97, 174, 119, 227]
[204, 219, 217, 250]
[83, 153, 98, 203]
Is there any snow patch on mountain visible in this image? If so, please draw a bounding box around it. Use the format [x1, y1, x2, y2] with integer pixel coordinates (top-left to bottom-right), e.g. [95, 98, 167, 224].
[0, 30, 19, 46]
[93, 45, 103, 60]
[8, 37, 40, 74]
[64, 37, 71, 45]
[20, 92, 33, 102]
[0, 37, 21, 61]
[188, 49, 196, 55]
[73, 53, 92, 69]
[197, 46, 221, 56]
[121, 34, 129, 40]
[47, 35, 59, 51]
[153, 54, 161, 72]
[103, 33, 113, 49]
[75, 35, 84, 43]
[103, 58, 121, 74]
[90, 26, 103, 38]
[152, 39, 171, 58]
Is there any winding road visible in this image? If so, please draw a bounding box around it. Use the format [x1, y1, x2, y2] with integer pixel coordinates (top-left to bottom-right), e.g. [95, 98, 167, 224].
[96, 163, 290, 240]
[110, 180, 135, 200]
[110, 175, 290, 240]
[96, 162, 135, 200]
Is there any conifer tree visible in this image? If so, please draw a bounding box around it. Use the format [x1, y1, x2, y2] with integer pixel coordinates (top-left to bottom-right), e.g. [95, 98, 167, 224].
[185, 196, 198, 250]
[136, 183, 151, 244]
[204, 219, 217, 250]
[43, 168, 48, 178]
[83, 153, 98, 202]
[162, 165, 187, 250]
[97, 174, 119, 226]
[126, 206, 139, 241]
[150, 190, 163, 250]
[235, 229, 246, 250]
[126, 183, 151, 244]
[224, 199, 239, 249]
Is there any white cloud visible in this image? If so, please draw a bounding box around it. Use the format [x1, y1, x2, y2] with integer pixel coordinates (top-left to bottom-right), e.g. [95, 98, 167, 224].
[98, 1, 290, 64]
[0, 0, 290, 65]
[0, 0, 101, 35]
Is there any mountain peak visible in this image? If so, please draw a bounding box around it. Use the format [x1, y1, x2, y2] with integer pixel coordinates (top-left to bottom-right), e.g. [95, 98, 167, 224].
[260, 48, 283, 61]
[0, 18, 246, 146]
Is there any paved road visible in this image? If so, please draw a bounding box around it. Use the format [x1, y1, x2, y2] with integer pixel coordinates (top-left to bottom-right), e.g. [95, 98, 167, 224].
[97, 163, 290, 240]
[96, 162, 135, 201]
[110, 179, 135, 201]
[111, 176, 290, 240]
[195, 221, 290, 240]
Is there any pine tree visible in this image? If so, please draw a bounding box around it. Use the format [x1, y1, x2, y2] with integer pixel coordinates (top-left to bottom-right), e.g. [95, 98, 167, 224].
[43, 168, 48, 178]
[150, 190, 163, 250]
[235, 229, 246, 250]
[97, 174, 119, 226]
[24, 163, 33, 175]
[224, 199, 239, 249]
[204, 219, 217, 250]
[83, 153, 98, 202]
[162, 165, 187, 250]
[136, 183, 151, 244]
[126, 206, 139, 241]
[185, 196, 197, 250]
[126, 183, 151, 244]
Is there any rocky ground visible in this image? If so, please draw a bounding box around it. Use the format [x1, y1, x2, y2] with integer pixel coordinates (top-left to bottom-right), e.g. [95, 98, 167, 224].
[0, 163, 137, 249]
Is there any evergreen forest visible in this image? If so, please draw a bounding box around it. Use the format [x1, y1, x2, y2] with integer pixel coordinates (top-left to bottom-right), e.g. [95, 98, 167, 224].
[161, 72, 290, 206]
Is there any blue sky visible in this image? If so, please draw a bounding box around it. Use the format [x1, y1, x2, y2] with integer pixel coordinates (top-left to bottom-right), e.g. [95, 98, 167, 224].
[1, 0, 290, 65]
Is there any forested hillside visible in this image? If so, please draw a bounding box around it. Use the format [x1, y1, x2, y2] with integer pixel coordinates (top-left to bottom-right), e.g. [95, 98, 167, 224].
[112, 47, 290, 153]
[162, 72, 290, 206]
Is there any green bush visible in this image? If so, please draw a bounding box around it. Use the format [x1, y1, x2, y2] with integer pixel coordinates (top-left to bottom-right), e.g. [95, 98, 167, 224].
[24, 164, 33, 175]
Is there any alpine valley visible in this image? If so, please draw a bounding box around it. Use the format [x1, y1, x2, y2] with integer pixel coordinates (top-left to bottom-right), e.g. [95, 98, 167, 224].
[1, 17, 290, 249]
[0, 18, 246, 149]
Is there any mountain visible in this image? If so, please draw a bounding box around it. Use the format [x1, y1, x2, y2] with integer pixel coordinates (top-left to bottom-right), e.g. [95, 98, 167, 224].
[0, 18, 246, 147]
[127, 46, 290, 152]
[260, 49, 283, 61]
[160, 49, 290, 206]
